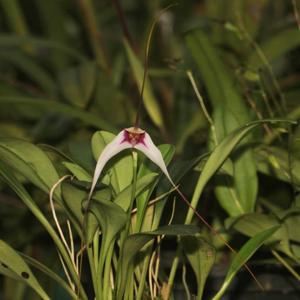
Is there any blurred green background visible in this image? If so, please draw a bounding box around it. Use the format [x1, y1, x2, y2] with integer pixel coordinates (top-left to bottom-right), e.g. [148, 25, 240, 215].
[0, 0, 300, 299]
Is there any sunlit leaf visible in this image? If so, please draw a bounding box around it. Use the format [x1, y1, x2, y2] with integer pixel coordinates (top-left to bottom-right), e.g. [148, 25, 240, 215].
[0, 137, 60, 199]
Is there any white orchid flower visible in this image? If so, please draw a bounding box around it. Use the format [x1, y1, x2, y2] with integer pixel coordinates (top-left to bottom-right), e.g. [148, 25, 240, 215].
[88, 127, 174, 201]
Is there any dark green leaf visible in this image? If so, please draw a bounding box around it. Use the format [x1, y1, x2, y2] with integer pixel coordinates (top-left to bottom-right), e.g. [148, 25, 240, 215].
[182, 236, 216, 299]
[212, 226, 280, 300]
[0, 240, 50, 300]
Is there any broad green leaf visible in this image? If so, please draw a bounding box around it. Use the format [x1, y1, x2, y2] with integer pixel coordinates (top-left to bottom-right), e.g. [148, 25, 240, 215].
[21, 253, 77, 299]
[186, 29, 258, 216]
[284, 213, 300, 243]
[226, 213, 282, 241]
[89, 198, 127, 268]
[225, 213, 290, 254]
[182, 236, 216, 299]
[124, 40, 164, 129]
[0, 96, 115, 131]
[68, 140, 95, 172]
[114, 173, 158, 211]
[0, 161, 88, 300]
[212, 226, 280, 300]
[0, 137, 60, 199]
[0, 240, 50, 300]
[255, 146, 300, 186]
[58, 61, 96, 108]
[186, 119, 293, 221]
[92, 131, 133, 193]
[62, 162, 92, 182]
[117, 225, 200, 300]
[61, 182, 111, 242]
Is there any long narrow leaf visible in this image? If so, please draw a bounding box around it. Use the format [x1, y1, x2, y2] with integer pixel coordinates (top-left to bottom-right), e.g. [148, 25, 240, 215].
[212, 226, 280, 300]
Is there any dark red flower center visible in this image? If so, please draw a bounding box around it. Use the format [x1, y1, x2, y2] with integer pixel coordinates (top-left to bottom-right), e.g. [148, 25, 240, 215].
[123, 128, 145, 146]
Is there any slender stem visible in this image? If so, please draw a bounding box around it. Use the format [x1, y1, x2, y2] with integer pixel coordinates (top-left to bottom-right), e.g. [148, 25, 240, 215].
[134, 4, 177, 128]
[271, 250, 300, 281]
[87, 246, 101, 300]
[166, 248, 180, 298]
[136, 247, 152, 300]
[103, 242, 115, 299]
[182, 264, 191, 300]
[186, 70, 218, 145]
[234, 1, 286, 114]
[93, 230, 99, 271]
[111, 0, 138, 53]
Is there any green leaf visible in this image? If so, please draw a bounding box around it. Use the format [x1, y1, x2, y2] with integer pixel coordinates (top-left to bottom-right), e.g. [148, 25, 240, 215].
[255, 146, 300, 186]
[0, 240, 50, 300]
[212, 226, 280, 300]
[124, 40, 164, 129]
[186, 29, 258, 216]
[91, 131, 133, 193]
[0, 96, 115, 131]
[187, 119, 294, 220]
[62, 161, 92, 182]
[226, 213, 282, 241]
[225, 212, 290, 255]
[114, 173, 158, 211]
[247, 28, 300, 69]
[0, 137, 60, 199]
[182, 236, 216, 299]
[117, 225, 200, 300]
[61, 183, 111, 243]
[20, 253, 77, 299]
[89, 198, 127, 266]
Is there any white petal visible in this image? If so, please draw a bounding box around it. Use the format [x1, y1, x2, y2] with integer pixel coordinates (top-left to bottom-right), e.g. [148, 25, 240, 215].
[88, 130, 131, 200]
[134, 132, 175, 185]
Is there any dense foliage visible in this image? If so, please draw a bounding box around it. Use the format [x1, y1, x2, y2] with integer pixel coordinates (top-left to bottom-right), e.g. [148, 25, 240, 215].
[0, 1, 299, 299]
